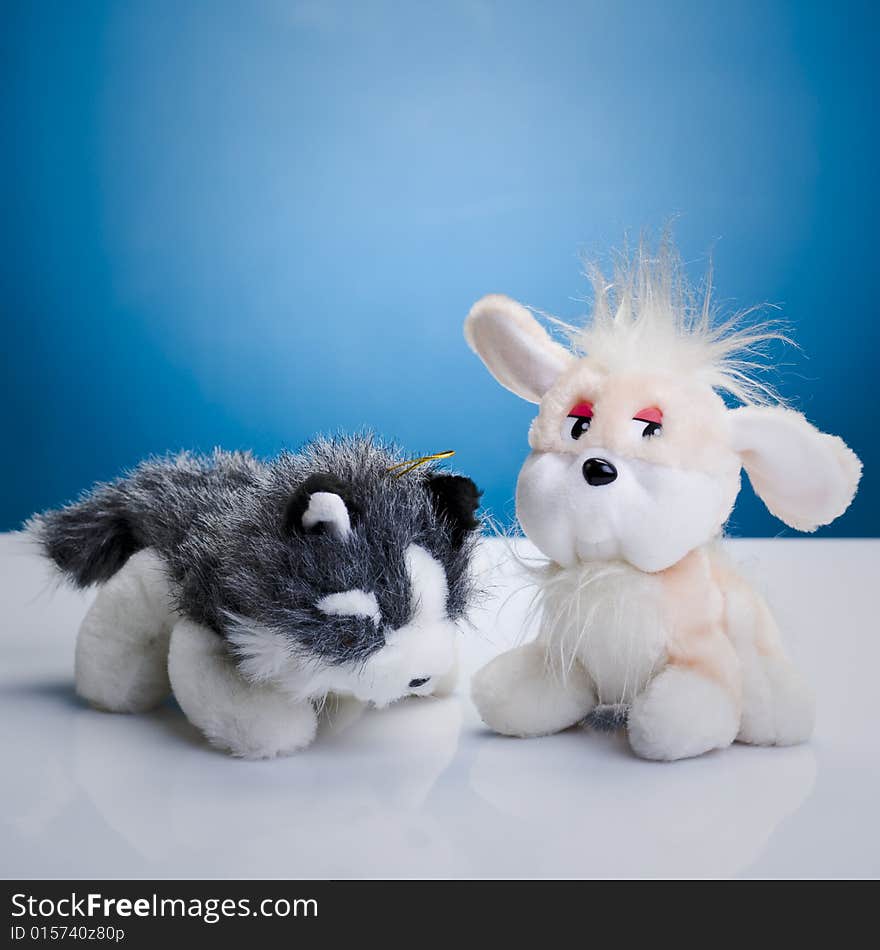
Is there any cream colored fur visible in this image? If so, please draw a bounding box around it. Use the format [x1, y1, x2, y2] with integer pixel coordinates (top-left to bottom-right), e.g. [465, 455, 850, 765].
[465, 248, 860, 761]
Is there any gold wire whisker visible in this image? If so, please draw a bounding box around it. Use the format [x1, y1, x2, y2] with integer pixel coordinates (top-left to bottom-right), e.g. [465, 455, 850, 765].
[385, 449, 455, 478]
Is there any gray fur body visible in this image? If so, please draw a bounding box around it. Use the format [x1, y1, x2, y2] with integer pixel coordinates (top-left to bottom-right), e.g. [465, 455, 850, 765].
[31, 436, 479, 666]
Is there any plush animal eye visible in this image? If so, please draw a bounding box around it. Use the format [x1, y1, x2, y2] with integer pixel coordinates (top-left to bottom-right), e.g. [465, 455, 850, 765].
[632, 407, 663, 438]
[562, 401, 593, 442]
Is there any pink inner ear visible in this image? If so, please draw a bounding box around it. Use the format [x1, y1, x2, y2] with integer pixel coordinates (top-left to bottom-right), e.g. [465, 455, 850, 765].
[568, 401, 594, 418]
[634, 407, 663, 424]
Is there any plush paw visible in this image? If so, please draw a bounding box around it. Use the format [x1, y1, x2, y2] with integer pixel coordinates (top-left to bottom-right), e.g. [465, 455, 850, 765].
[628, 667, 738, 761]
[471, 641, 595, 738]
[202, 692, 318, 759]
[168, 618, 318, 759]
[737, 656, 815, 747]
[75, 549, 174, 713]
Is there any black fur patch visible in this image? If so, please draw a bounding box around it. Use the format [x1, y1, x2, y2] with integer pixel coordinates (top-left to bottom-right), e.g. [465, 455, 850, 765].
[42, 510, 140, 587]
[426, 474, 482, 546]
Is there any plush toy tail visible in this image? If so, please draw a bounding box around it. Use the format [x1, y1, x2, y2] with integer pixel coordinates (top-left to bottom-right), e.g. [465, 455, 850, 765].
[27, 486, 144, 588]
[584, 703, 629, 732]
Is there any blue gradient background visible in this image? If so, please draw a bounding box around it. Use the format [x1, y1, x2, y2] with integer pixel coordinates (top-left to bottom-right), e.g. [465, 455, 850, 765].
[3, 1, 877, 535]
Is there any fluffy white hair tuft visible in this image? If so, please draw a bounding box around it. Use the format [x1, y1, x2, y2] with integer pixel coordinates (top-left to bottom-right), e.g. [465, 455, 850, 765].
[551, 236, 792, 406]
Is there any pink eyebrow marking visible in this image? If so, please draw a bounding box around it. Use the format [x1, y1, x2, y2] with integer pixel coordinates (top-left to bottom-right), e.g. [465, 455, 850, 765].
[567, 401, 594, 418]
[633, 407, 663, 424]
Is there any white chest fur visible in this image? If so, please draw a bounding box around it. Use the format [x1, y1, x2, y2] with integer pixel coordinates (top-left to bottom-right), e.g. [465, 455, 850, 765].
[539, 560, 668, 704]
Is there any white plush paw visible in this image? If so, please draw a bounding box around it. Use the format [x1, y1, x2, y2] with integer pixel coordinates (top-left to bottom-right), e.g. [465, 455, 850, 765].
[471, 641, 595, 738]
[202, 693, 318, 759]
[737, 656, 815, 747]
[168, 618, 318, 759]
[628, 668, 739, 761]
[75, 549, 174, 713]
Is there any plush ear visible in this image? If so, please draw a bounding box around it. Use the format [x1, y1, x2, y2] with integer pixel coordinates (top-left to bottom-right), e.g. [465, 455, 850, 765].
[728, 406, 862, 532]
[427, 474, 482, 545]
[464, 294, 573, 403]
[284, 473, 359, 539]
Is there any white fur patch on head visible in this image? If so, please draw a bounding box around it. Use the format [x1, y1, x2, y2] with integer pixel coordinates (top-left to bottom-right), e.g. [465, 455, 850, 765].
[316, 589, 381, 625]
[350, 544, 457, 706]
[301, 491, 351, 539]
[403, 543, 448, 620]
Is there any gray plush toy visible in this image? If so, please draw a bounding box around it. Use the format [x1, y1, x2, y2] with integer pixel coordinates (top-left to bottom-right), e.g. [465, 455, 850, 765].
[29, 435, 481, 758]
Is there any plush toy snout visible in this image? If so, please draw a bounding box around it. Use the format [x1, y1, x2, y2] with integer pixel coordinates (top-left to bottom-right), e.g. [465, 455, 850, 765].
[517, 448, 727, 571]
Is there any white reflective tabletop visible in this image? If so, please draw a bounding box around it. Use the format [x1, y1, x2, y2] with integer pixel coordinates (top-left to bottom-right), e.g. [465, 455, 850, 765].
[1, 533, 877, 879]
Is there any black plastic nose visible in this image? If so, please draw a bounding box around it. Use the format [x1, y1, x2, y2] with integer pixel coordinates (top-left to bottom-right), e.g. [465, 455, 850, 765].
[582, 457, 618, 486]
[408, 677, 430, 688]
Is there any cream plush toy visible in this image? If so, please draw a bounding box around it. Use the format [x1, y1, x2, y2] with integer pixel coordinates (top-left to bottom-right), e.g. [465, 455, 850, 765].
[465, 243, 861, 761]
